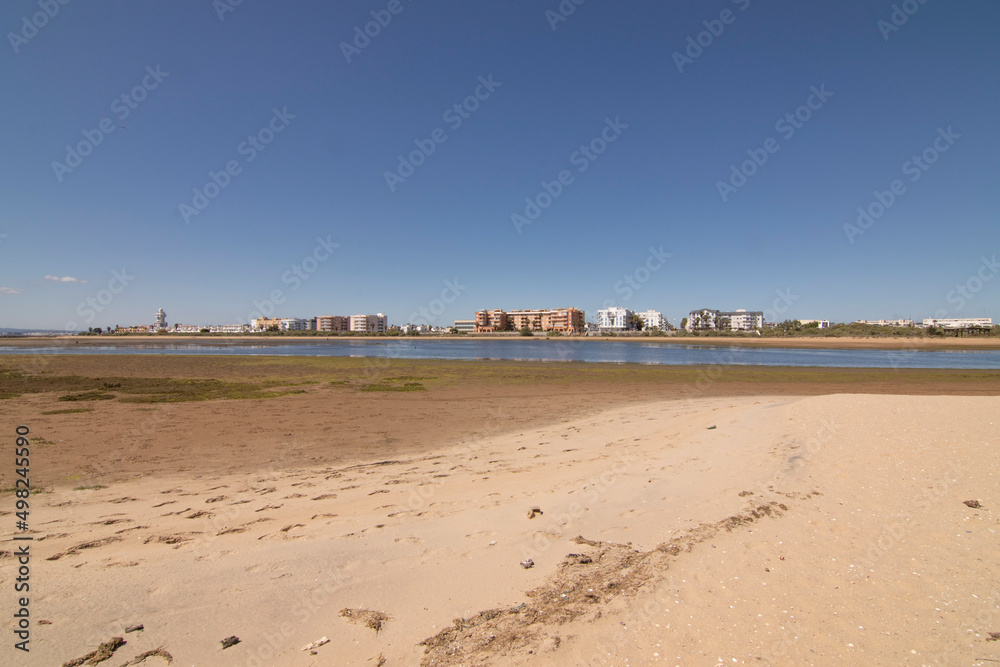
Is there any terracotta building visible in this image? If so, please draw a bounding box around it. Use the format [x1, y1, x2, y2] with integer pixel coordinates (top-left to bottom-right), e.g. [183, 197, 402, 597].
[474, 308, 584, 334]
[316, 315, 350, 332]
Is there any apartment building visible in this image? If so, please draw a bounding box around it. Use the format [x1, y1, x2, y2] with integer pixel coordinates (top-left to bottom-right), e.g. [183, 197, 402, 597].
[541, 308, 585, 333]
[252, 317, 283, 331]
[475, 308, 584, 333]
[474, 309, 508, 333]
[453, 319, 476, 333]
[687, 308, 764, 332]
[855, 319, 913, 327]
[316, 315, 350, 332]
[212, 324, 252, 333]
[350, 313, 388, 334]
[280, 318, 311, 331]
[506, 309, 545, 331]
[727, 309, 764, 331]
[922, 317, 992, 329]
[597, 307, 631, 331]
[636, 310, 665, 330]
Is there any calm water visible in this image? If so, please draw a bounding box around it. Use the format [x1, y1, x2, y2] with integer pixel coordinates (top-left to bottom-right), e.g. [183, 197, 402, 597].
[1, 339, 999, 369]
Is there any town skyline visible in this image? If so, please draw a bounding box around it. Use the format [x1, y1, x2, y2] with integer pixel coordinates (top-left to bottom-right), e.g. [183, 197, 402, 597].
[24, 301, 993, 337]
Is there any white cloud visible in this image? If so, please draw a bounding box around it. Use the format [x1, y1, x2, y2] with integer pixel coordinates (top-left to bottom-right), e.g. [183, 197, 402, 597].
[0, 286, 22, 295]
[44, 275, 86, 283]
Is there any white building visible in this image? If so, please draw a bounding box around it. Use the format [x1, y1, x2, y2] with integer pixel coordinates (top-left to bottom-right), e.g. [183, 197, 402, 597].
[597, 307, 632, 331]
[686, 309, 718, 331]
[173, 324, 201, 333]
[279, 318, 311, 331]
[922, 317, 992, 329]
[350, 313, 388, 334]
[687, 308, 763, 332]
[855, 319, 913, 327]
[799, 319, 831, 328]
[636, 310, 665, 330]
[210, 324, 252, 334]
[726, 309, 763, 331]
[154, 308, 168, 331]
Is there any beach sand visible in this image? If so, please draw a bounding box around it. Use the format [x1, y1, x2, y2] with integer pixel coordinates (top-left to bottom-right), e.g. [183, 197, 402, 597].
[1, 357, 998, 665]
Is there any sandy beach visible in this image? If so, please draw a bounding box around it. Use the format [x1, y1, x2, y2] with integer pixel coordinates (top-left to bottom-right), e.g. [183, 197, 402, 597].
[1, 356, 998, 666]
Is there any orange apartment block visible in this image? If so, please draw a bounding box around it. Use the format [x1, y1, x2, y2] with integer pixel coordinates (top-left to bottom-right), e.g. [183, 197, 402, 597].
[474, 308, 584, 334]
[316, 315, 350, 332]
[541, 308, 585, 333]
[474, 309, 508, 332]
[253, 317, 283, 331]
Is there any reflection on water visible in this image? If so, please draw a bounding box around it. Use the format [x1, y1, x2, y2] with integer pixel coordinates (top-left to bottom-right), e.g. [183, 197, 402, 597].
[1, 339, 998, 370]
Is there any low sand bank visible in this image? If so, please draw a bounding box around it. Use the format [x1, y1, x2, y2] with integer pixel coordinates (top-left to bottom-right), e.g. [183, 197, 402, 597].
[2, 356, 998, 486]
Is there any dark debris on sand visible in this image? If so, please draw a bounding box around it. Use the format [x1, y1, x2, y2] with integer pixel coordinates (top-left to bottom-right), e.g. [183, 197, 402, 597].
[419, 501, 790, 666]
[118, 647, 174, 665]
[62, 636, 125, 666]
[340, 608, 391, 633]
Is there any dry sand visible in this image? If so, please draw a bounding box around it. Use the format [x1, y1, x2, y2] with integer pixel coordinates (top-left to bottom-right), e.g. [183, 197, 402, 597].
[1, 359, 998, 666]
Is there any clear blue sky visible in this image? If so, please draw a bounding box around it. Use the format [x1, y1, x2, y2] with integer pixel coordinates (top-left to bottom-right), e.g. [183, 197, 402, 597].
[2, 0, 998, 330]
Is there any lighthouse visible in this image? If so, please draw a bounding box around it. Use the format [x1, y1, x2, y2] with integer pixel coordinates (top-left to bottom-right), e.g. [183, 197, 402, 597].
[154, 308, 168, 331]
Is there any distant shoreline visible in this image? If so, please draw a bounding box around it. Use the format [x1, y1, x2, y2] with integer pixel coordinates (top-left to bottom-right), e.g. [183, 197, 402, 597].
[2, 334, 1000, 351]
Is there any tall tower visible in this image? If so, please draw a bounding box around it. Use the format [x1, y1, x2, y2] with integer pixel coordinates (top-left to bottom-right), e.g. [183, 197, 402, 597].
[155, 308, 168, 330]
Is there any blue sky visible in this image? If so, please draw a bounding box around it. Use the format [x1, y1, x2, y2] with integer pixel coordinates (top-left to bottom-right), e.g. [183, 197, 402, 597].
[1, 0, 998, 330]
